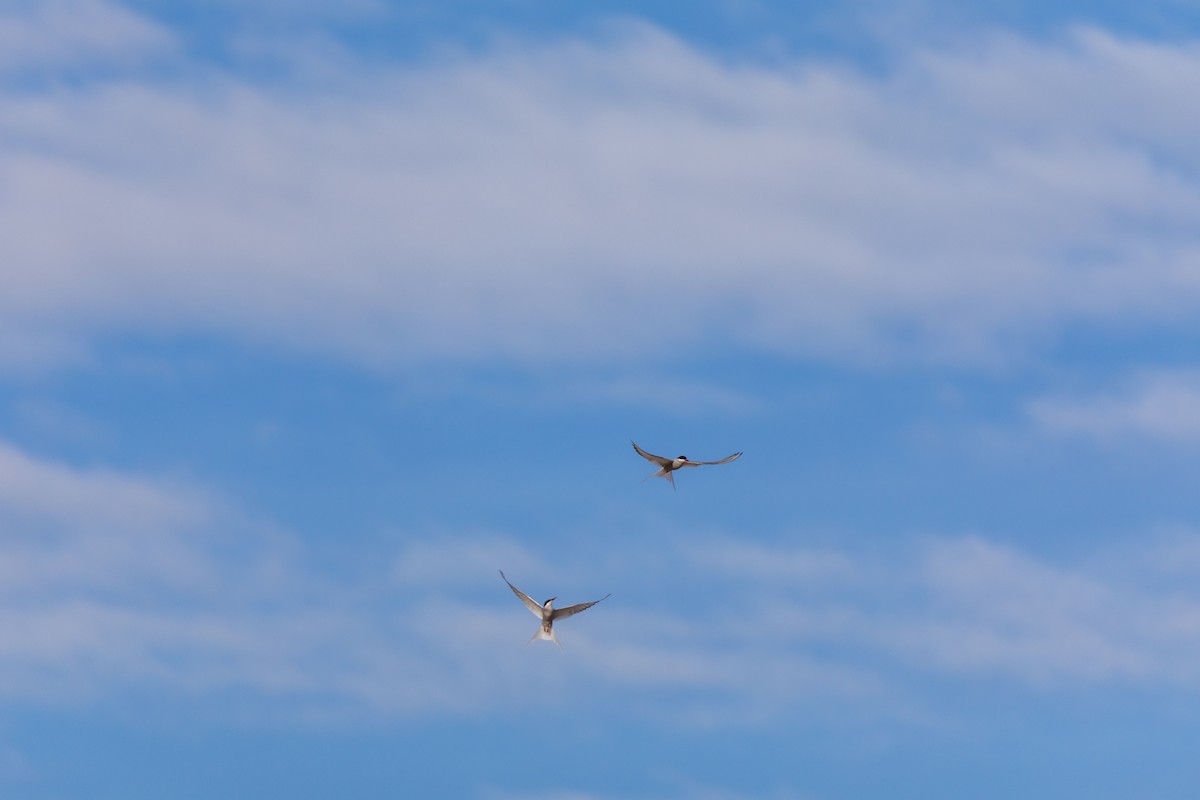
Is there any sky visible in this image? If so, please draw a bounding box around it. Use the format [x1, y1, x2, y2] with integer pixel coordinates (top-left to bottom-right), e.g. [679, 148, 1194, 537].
[3, 0, 1200, 797]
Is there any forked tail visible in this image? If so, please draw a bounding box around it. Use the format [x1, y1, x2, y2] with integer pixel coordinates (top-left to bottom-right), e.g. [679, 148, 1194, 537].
[643, 468, 675, 491]
[528, 626, 562, 649]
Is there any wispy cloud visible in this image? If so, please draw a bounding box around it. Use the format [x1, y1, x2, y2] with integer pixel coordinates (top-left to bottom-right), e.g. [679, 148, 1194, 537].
[876, 537, 1170, 683]
[482, 786, 814, 800]
[389, 370, 760, 415]
[578, 376, 761, 414]
[3, 438, 1199, 723]
[1, 14, 1199, 369]
[0, 0, 174, 75]
[1028, 369, 1200, 442]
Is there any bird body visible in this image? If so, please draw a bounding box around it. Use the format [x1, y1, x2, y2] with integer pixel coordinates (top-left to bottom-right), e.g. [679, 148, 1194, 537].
[631, 440, 742, 490]
[500, 570, 609, 647]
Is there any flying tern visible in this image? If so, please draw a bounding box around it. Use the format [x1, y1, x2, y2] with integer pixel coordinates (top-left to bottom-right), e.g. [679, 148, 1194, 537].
[631, 440, 743, 490]
[500, 570, 610, 647]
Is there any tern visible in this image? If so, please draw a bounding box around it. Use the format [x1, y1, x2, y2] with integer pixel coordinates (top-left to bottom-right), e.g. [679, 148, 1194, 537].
[631, 440, 742, 490]
[500, 570, 610, 647]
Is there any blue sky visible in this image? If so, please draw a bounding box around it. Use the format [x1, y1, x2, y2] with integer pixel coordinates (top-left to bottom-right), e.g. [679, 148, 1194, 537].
[3, 0, 1200, 797]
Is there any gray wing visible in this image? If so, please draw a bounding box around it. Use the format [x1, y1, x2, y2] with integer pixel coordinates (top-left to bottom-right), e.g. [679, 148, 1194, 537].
[500, 570, 544, 618]
[632, 440, 672, 467]
[680, 451, 743, 467]
[551, 593, 611, 621]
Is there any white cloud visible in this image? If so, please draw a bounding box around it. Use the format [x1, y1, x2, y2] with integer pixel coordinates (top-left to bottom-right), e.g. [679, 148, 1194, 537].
[388, 370, 760, 414]
[0, 0, 174, 75]
[0, 441, 205, 534]
[877, 537, 1162, 683]
[482, 786, 814, 800]
[1028, 369, 1200, 442]
[3, 438, 1200, 722]
[1, 20, 1199, 369]
[560, 376, 761, 415]
[683, 538, 860, 588]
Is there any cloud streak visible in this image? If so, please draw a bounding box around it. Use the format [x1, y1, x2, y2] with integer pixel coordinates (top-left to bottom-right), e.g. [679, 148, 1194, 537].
[2, 438, 1200, 723]
[0, 0, 174, 75]
[1, 9, 1199, 369]
[1028, 369, 1200, 443]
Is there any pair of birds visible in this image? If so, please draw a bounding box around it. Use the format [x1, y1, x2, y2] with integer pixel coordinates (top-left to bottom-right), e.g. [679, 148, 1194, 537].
[501, 440, 743, 646]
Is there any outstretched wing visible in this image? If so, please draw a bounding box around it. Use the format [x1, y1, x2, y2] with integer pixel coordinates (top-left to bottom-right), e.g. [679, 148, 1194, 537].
[680, 451, 743, 467]
[551, 593, 611, 622]
[631, 440, 672, 468]
[500, 570, 544, 618]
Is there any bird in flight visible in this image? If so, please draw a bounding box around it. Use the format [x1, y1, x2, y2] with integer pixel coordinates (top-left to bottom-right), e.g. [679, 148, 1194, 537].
[631, 440, 742, 490]
[500, 570, 610, 647]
